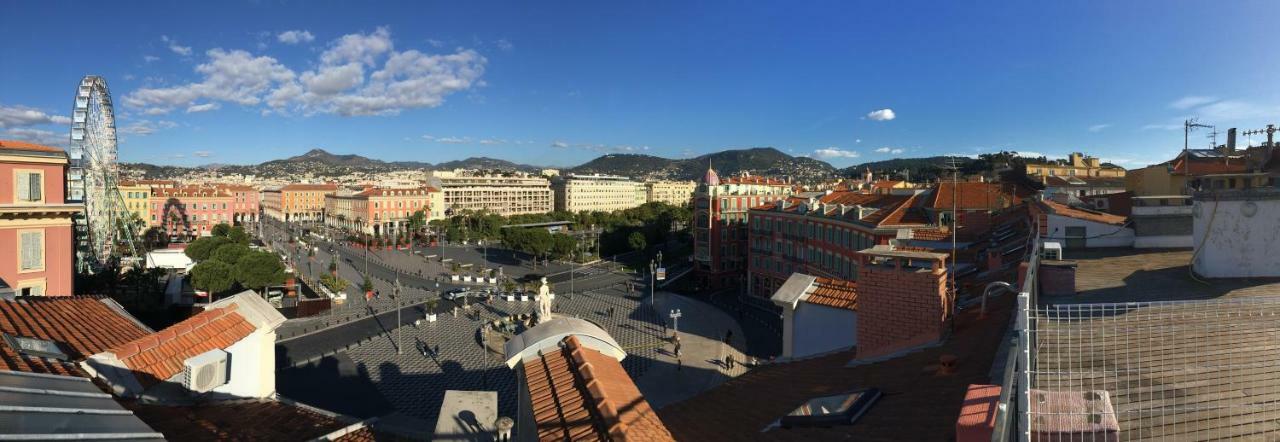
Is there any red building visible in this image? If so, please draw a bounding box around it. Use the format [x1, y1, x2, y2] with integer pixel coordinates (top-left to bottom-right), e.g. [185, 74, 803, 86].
[692, 167, 794, 290]
[0, 140, 82, 296]
[149, 186, 235, 241]
[747, 191, 930, 298]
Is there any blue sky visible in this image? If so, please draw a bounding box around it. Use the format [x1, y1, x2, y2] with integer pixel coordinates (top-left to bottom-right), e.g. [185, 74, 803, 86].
[2, 1, 1278, 169]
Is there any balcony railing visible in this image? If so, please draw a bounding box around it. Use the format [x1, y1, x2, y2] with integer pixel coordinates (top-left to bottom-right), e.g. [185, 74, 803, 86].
[990, 219, 1041, 442]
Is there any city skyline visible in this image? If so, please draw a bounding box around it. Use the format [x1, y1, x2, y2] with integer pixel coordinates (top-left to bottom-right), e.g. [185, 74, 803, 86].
[3, 0, 1279, 169]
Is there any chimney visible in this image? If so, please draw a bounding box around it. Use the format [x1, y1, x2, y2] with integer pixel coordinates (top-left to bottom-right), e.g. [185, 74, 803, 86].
[1227, 128, 1237, 153]
[854, 248, 951, 362]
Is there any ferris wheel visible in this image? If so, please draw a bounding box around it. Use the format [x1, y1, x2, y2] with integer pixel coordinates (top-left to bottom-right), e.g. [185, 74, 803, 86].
[69, 75, 143, 272]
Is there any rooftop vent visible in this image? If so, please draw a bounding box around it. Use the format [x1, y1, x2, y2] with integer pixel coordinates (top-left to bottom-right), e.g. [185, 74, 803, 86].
[182, 349, 229, 393]
[2, 333, 68, 361]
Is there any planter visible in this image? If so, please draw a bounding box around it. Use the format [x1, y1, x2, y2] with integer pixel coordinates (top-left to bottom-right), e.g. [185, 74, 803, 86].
[519, 295, 528, 302]
[462, 275, 473, 282]
[426, 313, 438, 322]
[450, 274, 460, 281]
[486, 277, 497, 284]
[506, 295, 515, 302]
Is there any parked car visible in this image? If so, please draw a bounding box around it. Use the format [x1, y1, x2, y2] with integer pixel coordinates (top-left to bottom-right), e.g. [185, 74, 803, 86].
[442, 289, 473, 301]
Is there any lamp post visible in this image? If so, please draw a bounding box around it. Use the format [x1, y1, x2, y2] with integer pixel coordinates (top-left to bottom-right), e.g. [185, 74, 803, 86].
[395, 271, 403, 355]
[649, 259, 656, 307]
[669, 308, 682, 339]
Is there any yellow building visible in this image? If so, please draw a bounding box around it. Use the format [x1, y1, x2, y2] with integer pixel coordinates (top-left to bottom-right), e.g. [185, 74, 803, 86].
[117, 181, 151, 231]
[1025, 152, 1125, 178]
[1125, 150, 1250, 196]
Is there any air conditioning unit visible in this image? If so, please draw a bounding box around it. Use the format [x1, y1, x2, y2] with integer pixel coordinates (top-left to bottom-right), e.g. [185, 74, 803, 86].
[182, 349, 229, 393]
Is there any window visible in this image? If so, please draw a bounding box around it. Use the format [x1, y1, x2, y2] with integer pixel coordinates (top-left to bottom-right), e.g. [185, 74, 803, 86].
[19, 230, 43, 272]
[15, 171, 43, 203]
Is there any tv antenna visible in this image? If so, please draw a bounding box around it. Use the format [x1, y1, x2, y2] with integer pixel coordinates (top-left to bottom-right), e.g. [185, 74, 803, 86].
[1183, 119, 1213, 187]
[1206, 126, 1219, 148]
[940, 157, 964, 305]
[1243, 124, 1277, 148]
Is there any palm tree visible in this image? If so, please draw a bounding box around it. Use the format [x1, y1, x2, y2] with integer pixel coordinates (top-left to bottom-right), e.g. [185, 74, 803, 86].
[407, 209, 427, 255]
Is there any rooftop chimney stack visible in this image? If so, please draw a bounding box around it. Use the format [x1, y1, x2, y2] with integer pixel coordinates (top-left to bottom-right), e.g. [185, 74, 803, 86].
[1227, 128, 1237, 153]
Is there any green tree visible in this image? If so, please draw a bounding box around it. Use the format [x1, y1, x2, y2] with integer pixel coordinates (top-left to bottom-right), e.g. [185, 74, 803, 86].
[628, 231, 647, 252]
[234, 251, 287, 293]
[319, 273, 348, 293]
[191, 260, 235, 295]
[211, 223, 232, 238]
[361, 276, 374, 293]
[210, 243, 251, 264]
[184, 236, 230, 262]
[227, 226, 249, 244]
[551, 233, 577, 260]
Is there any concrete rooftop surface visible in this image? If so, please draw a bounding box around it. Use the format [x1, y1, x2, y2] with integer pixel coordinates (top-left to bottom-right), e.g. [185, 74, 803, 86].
[1044, 248, 1280, 305]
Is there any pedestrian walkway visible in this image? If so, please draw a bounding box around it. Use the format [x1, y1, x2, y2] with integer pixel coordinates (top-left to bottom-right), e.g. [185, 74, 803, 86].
[633, 290, 751, 409]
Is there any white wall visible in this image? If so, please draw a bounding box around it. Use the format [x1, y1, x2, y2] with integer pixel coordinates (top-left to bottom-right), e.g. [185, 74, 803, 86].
[790, 303, 857, 359]
[1193, 199, 1280, 277]
[212, 329, 276, 398]
[1047, 214, 1135, 248]
[1134, 235, 1192, 248]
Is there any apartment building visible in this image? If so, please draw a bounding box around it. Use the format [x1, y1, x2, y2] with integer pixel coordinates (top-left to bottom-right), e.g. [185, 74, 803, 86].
[1024, 152, 1126, 178]
[324, 186, 437, 235]
[149, 186, 234, 241]
[0, 140, 82, 296]
[693, 167, 794, 290]
[426, 170, 552, 216]
[117, 180, 151, 227]
[552, 174, 646, 213]
[261, 183, 338, 223]
[214, 184, 260, 225]
[645, 180, 696, 206]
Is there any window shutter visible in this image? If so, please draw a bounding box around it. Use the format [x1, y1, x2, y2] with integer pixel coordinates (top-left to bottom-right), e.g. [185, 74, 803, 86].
[29, 173, 41, 201]
[17, 173, 29, 202]
[21, 232, 42, 270]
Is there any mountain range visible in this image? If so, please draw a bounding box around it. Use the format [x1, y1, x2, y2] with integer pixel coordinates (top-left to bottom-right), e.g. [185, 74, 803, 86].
[123, 147, 844, 182]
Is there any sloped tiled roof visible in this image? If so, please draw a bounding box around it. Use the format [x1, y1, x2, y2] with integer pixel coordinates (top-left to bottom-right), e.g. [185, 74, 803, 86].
[930, 182, 1030, 211]
[0, 297, 151, 375]
[152, 186, 231, 198]
[523, 335, 673, 441]
[721, 175, 788, 186]
[123, 399, 349, 441]
[1169, 156, 1249, 175]
[0, 139, 66, 154]
[756, 191, 928, 227]
[282, 183, 339, 191]
[1039, 200, 1127, 226]
[802, 277, 858, 311]
[106, 304, 255, 387]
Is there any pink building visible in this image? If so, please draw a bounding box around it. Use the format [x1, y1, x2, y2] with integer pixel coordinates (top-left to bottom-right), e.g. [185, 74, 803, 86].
[215, 184, 260, 225]
[150, 186, 234, 241]
[0, 140, 82, 296]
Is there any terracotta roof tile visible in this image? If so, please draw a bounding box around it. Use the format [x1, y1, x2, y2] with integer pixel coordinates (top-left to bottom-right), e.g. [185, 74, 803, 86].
[803, 277, 858, 311]
[123, 399, 348, 441]
[0, 296, 151, 375]
[282, 183, 340, 191]
[931, 182, 1030, 211]
[106, 304, 256, 387]
[1039, 200, 1127, 226]
[0, 139, 66, 153]
[522, 335, 674, 441]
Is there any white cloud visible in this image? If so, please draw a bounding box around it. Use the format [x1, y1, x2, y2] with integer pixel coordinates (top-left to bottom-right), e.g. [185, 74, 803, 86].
[0, 105, 71, 128]
[813, 147, 860, 159]
[478, 138, 506, 145]
[143, 55, 160, 63]
[855, 139, 862, 143]
[185, 103, 220, 113]
[427, 39, 444, 48]
[435, 136, 470, 144]
[1196, 99, 1280, 121]
[1088, 124, 1111, 132]
[4, 128, 66, 147]
[495, 39, 513, 51]
[119, 120, 177, 136]
[126, 27, 486, 117]
[193, 150, 212, 157]
[277, 30, 316, 44]
[162, 35, 192, 56]
[865, 108, 896, 121]
[873, 147, 905, 154]
[874, 147, 890, 153]
[551, 141, 570, 148]
[1170, 96, 1218, 110]
[1142, 123, 1181, 131]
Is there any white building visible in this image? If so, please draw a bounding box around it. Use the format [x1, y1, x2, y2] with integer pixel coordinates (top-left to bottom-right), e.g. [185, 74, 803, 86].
[1035, 200, 1134, 249]
[645, 180, 697, 206]
[770, 273, 858, 360]
[552, 174, 646, 213]
[426, 170, 553, 216]
[1131, 195, 1193, 248]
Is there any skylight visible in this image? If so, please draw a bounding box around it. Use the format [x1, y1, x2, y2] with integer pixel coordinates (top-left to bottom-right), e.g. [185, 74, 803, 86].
[3, 333, 68, 361]
[780, 388, 881, 428]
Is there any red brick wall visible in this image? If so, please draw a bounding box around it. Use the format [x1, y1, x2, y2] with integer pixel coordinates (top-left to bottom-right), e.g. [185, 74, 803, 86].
[855, 253, 950, 360]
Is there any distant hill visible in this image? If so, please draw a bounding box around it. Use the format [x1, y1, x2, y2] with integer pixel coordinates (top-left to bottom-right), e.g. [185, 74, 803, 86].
[843, 156, 976, 182]
[431, 156, 536, 172]
[569, 147, 839, 182]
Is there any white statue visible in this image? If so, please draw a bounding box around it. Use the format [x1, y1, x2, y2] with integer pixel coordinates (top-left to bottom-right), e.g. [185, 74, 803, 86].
[536, 276, 553, 322]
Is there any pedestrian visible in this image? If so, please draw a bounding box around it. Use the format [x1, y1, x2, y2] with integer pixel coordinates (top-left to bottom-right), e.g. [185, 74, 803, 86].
[434, 344, 440, 357]
[661, 321, 668, 338]
[724, 329, 733, 345]
[726, 353, 735, 370]
[674, 338, 682, 357]
[677, 357, 682, 371]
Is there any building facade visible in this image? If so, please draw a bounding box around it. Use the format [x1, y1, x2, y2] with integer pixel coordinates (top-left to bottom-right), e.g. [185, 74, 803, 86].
[427, 170, 552, 216]
[261, 183, 338, 223]
[214, 184, 260, 225]
[149, 186, 235, 241]
[693, 168, 794, 290]
[0, 141, 82, 297]
[117, 181, 151, 230]
[747, 191, 929, 298]
[553, 174, 646, 213]
[1024, 152, 1126, 178]
[644, 180, 696, 206]
[324, 186, 436, 235]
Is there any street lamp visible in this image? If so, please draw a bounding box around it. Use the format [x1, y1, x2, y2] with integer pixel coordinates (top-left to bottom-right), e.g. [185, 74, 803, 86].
[395, 271, 403, 355]
[649, 259, 657, 307]
[669, 308, 682, 339]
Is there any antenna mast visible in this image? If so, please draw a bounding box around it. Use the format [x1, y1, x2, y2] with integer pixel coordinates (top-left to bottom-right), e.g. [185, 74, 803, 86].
[1183, 118, 1213, 191]
[941, 157, 963, 308]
